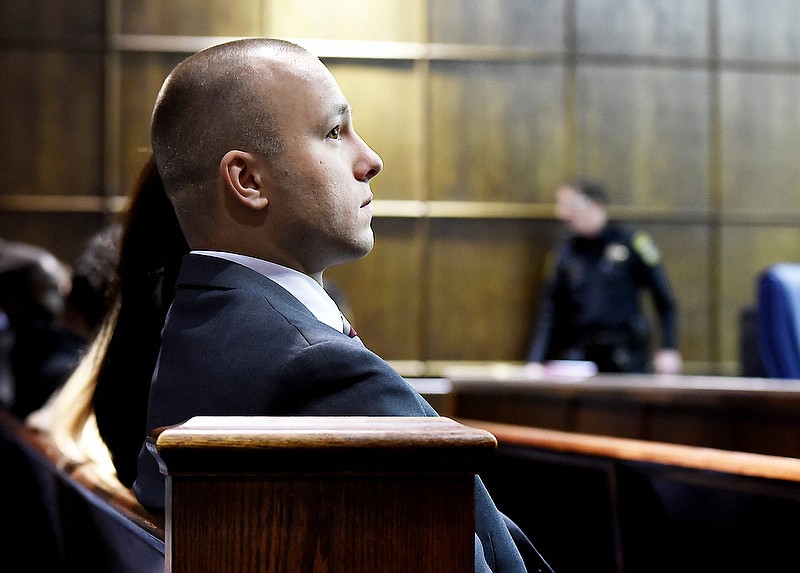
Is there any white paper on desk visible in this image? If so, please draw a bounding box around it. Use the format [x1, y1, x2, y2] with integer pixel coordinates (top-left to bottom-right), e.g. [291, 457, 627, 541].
[543, 360, 598, 378]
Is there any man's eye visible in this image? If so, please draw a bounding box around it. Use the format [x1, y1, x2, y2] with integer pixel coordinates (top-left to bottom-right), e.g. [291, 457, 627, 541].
[326, 126, 340, 140]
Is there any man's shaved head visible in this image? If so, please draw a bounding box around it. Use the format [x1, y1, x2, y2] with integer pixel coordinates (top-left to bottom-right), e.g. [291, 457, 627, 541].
[148, 37, 382, 274]
[150, 38, 310, 220]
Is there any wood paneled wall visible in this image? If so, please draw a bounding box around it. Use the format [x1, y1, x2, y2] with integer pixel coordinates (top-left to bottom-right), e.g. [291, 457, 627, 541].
[2, 0, 799, 375]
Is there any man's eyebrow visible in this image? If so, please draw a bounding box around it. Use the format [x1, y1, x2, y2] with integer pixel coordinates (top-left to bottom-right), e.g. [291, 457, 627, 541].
[318, 102, 351, 132]
[330, 102, 350, 119]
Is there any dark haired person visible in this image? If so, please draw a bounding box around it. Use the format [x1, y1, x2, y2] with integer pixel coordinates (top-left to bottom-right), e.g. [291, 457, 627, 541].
[526, 179, 681, 375]
[0, 240, 71, 415]
[1, 228, 122, 418]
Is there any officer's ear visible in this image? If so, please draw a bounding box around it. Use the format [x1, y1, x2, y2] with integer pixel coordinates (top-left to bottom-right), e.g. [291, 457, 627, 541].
[219, 150, 269, 211]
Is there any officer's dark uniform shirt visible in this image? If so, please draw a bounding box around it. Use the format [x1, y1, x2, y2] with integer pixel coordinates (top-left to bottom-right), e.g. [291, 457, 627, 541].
[527, 223, 677, 373]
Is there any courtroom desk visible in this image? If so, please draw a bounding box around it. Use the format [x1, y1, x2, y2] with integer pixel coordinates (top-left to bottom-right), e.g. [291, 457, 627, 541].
[409, 362, 800, 459]
[460, 419, 800, 573]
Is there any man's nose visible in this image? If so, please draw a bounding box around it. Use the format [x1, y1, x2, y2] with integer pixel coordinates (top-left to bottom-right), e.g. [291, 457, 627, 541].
[355, 134, 382, 182]
[364, 150, 382, 181]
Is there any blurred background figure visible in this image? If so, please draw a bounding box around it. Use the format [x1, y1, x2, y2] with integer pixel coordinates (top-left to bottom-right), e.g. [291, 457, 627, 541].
[63, 225, 122, 346]
[526, 178, 682, 375]
[0, 239, 71, 414]
[0, 228, 120, 418]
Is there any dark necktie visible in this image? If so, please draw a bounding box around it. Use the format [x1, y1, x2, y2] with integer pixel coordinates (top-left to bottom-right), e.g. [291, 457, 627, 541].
[341, 314, 357, 338]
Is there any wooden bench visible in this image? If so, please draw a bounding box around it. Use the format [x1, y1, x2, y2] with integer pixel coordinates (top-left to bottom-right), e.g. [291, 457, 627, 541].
[0, 407, 165, 571]
[0, 409, 496, 572]
[462, 418, 800, 573]
[11, 400, 799, 572]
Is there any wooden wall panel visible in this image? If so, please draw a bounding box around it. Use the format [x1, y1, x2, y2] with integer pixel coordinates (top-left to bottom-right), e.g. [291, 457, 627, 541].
[576, 0, 708, 57]
[265, 0, 424, 42]
[0, 50, 103, 197]
[0, 0, 103, 38]
[576, 65, 710, 210]
[426, 219, 562, 361]
[119, 1, 262, 36]
[326, 62, 425, 201]
[3, 0, 800, 376]
[116, 52, 187, 197]
[720, 71, 800, 213]
[429, 0, 564, 49]
[0, 212, 111, 266]
[428, 62, 566, 202]
[719, 0, 800, 62]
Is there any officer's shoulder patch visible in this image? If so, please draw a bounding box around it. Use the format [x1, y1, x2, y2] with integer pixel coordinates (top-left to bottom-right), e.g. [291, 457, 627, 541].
[605, 243, 629, 263]
[632, 230, 660, 266]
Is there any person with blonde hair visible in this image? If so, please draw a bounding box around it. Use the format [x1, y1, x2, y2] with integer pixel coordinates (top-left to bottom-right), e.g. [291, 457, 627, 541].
[27, 156, 188, 492]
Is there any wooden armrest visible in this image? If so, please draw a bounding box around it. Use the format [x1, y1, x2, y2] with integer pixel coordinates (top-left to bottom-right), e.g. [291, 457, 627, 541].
[150, 415, 497, 475]
[152, 416, 495, 573]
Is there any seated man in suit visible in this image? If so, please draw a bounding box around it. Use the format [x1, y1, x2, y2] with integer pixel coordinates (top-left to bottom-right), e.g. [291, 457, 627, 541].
[133, 38, 552, 573]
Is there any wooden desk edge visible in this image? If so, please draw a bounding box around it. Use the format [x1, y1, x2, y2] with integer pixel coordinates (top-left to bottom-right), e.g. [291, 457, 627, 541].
[459, 418, 800, 483]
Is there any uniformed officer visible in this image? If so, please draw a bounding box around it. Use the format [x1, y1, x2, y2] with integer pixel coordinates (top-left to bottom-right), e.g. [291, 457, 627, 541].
[526, 179, 682, 374]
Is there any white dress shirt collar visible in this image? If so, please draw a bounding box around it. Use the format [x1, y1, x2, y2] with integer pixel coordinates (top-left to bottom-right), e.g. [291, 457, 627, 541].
[191, 251, 346, 333]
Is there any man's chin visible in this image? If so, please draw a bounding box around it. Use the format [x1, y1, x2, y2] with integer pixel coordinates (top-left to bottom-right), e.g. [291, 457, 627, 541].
[356, 229, 375, 255]
[330, 235, 374, 266]
[354, 237, 374, 260]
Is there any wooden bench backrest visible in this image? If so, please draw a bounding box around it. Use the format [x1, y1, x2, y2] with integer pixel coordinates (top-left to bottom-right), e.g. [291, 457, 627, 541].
[0, 407, 165, 571]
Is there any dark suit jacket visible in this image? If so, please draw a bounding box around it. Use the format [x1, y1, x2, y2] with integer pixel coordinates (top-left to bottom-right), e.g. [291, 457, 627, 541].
[134, 254, 551, 573]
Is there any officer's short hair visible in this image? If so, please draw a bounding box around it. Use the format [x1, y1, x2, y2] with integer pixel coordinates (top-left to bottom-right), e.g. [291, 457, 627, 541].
[567, 178, 609, 206]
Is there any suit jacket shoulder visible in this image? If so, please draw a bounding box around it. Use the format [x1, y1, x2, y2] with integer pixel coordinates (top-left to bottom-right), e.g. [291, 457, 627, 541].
[135, 256, 538, 573]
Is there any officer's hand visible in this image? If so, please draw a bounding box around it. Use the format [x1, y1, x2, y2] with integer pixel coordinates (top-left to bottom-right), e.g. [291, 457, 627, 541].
[524, 362, 546, 377]
[654, 349, 682, 375]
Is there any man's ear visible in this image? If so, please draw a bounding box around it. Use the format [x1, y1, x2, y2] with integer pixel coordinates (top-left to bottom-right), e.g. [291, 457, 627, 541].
[219, 150, 269, 210]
